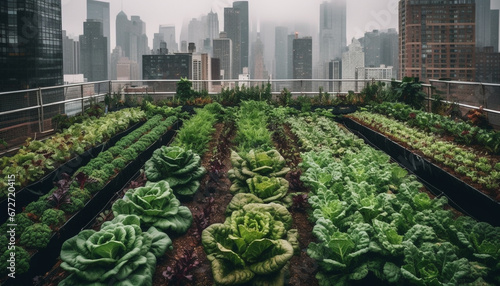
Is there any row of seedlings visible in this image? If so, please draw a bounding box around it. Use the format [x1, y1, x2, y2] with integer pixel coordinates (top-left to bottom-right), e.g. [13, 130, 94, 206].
[0, 114, 176, 279]
[202, 101, 299, 285]
[0, 108, 145, 198]
[53, 103, 223, 285]
[349, 111, 500, 193]
[286, 113, 500, 285]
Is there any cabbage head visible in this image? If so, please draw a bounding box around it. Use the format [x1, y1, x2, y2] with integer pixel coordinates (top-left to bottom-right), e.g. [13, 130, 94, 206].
[112, 180, 193, 234]
[59, 215, 172, 286]
[229, 149, 290, 193]
[145, 146, 205, 197]
[202, 201, 297, 285]
[246, 175, 289, 203]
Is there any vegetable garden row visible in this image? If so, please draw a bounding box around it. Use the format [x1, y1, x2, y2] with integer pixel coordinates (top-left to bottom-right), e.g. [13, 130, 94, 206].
[1, 100, 499, 286]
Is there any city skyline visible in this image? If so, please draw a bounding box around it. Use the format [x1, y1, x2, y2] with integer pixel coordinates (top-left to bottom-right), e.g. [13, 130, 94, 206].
[65, 0, 500, 47]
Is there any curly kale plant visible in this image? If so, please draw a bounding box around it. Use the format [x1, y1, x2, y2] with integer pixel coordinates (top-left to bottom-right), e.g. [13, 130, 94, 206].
[59, 215, 172, 286]
[202, 201, 298, 285]
[112, 180, 193, 234]
[145, 146, 205, 197]
[228, 149, 290, 193]
[19, 223, 52, 249]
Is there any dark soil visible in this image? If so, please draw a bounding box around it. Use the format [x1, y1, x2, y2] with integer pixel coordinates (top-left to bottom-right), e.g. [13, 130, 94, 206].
[39, 119, 319, 286]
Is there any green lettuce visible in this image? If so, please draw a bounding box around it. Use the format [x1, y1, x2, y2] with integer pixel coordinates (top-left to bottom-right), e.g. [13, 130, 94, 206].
[202, 201, 297, 285]
[144, 146, 205, 197]
[59, 215, 172, 286]
[228, 149, 290, 193]
[112, 181, 192, 234]
[245, 176, 289, 203]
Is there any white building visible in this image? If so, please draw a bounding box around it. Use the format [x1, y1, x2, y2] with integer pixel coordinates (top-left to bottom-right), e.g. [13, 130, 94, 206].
[342, 38, 364, 92]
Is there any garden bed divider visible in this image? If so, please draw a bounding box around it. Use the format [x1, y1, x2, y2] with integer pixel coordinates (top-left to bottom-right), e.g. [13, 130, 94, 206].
[2, 121, 181, 286]
[341, 117, 500, 227]
[0, 121, 144, 224]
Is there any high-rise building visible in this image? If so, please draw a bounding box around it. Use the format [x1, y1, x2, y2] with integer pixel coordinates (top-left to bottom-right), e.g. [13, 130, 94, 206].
[319, 0, 346, 78]
[153, 33, 165, 54]
[213, 33, 233, 81]
[142, 53, 192, 91]
[80, 20, 108, 82]
[224, 1, 249, 79]
[362, 29, 399, 78]
[234, 1, 249, 71]
[491, 10, 499, 52]
[293, 36, 313, 91]
[159, 25, 178, 53]
[211, 58, 221, 91]
[188, 18, 205, 51]
[207, 10, 220, 50]
[399, 0, 475, 81]
[192, 53, 212, 92]
[87, 0, 110, 78]
[275, 27, 289, 80]
[342, 38, 364, 92]
[251, 33, 267, 80]
[63, 31, 80, 75]
[115, 12, 148, 79]
[328, 60, 342, 92]
[0, 0, 63, 92]
[475, 46, 500, 83]
[287, 34, 295, 80]
[476, 0, 492, 48]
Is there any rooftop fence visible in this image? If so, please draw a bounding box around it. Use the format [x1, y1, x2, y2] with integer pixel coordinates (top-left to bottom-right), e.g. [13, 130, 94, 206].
[1, 78, 499, 154]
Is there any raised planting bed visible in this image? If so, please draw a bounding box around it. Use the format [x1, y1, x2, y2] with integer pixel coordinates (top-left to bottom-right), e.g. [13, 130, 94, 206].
[0, 118, 180, 285]
[342, 116, 500, 227]
[0, 120, 144, 224]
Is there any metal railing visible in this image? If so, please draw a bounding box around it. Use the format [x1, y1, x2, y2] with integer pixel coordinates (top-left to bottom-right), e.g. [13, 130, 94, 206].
[1, 78, 499, 153]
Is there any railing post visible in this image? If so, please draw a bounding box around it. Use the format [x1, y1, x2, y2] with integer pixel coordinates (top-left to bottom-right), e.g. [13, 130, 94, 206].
[81, 84, 85, 114]
[109, 80, 112, 96]
[38, 88, 45, 133]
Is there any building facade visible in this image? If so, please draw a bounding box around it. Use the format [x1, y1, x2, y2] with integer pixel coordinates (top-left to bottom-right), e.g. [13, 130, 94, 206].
[292, 36, 312, 91]
[275, 26, 289, 80]
[399, 0, 476, 81]
[475, 46, 500, 83]
[80, 20, 108, 82]
[476, 0, 492, 49]
[319, 0, 346, 79]
[63, 31, 80, 75]
[159, 25, 178, 53]
[213, 33, 233, 81]
[87, 0, 110, 78]
[0, 0, 63, 92]
[342, 38, 364, 92]
[142, 53, 192, 91]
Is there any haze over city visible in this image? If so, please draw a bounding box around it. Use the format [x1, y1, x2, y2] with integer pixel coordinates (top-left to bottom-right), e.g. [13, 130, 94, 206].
[61, 0, 480, 46]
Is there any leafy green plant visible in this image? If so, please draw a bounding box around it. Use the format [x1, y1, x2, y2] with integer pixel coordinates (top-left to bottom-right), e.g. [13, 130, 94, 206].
[112, 180, 193, 234]
[144, 146, 205, 198]
[394, 77, 427, 109]
[41, 208, 65, 229]
[59, 215, 172, 286]
[19, 223, 52, 249]
[245, 175, 289, 203]
[176, 77, 194, 102]
[202, 201, 297, 285]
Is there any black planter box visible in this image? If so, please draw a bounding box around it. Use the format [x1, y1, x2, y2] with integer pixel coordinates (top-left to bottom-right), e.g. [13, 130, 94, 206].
[0, 121, 144, 225]
[342, 117, 500, 227]
[1, 121, 181, 286]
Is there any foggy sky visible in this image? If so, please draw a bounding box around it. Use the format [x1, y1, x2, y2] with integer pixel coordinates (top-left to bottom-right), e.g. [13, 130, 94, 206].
[62, 0, 500, 51]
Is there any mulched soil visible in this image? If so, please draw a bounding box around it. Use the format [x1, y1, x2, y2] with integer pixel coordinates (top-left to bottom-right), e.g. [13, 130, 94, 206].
[39, 119, 319, 286]
[346, 115, 500, 202]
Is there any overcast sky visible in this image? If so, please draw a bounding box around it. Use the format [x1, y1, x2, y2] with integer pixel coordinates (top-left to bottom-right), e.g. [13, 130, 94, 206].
[62, 0, 500, 49]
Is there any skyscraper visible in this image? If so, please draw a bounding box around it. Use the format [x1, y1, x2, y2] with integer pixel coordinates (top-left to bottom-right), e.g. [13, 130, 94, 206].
[399, 0, 475, 81]
[159, 25, 178, 53]
[476, 0, 492, 48]
[275, 26, 289, 80]
[213, 33, 233, 81]
[319, 0, 346, 78]
[342, 38, 364, 92]
[362, 29, 399, 78]
[0, 0, 63, 92]
[153, 33, 165, 54]
[251, 33, 267, 80]
[224, 1, 249, 79]
[207, 10, 220, 49]
[80, 20, 108, 82]
[115, 12, 148, 79]
[491, 10, 499, 52]
[233, 1, 249, 71]
[63, 31, 80, 75]
[293, 36, 313, 91]
[87, 0, 110, 78]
